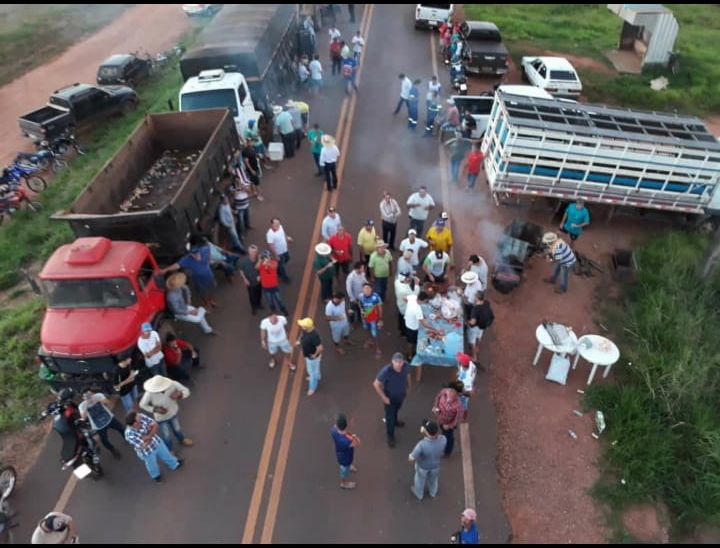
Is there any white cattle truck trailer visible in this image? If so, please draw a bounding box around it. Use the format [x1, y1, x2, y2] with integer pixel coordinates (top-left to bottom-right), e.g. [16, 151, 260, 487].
[481, 91, 720, 225]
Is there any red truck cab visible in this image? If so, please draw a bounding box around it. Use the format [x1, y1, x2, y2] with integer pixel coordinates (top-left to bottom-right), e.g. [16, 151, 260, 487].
[37, 237, 166, 391]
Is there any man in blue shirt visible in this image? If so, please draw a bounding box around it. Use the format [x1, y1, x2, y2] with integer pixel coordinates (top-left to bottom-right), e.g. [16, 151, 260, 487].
[373, 352, 411, 448]
[452, 508, 480, 544]
[341, 56, 359, 96]
[407, 79, 421, 130]
[161, 236, 217, 308]
[330, 413, 360, 490]
[559, 198, 590, 242]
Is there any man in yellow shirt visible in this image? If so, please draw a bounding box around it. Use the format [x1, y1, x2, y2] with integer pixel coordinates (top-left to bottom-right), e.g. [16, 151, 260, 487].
[357, 219, 378, 264]
[425, 219, 453, 254]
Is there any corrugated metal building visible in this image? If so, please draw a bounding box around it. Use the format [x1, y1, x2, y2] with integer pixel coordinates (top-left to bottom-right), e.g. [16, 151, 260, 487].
[607, 4, 679, 67]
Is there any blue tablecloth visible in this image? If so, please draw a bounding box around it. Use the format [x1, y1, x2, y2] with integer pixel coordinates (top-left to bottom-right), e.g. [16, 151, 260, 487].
[410, 303, 464, 367]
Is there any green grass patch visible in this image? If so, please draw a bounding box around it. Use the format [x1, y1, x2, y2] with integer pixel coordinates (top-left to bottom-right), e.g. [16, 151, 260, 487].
[583, 231, 720, 537]
[0, 4, 135, 86]
[463, 4, 720, 115]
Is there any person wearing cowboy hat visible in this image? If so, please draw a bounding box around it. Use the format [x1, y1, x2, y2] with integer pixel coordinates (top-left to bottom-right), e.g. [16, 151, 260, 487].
[542, 231, 577, 294]
[31, 511, 78, 544]
[368, 240, 393, 302]
[164, 272, 216, 335]
[465, 254, 488, 291]
[451, 508, 480, 544]
[160, 235, 217, 309]
[460, 270, 483, 319]
[273, 103, 295, 158]
[319, 134, 340, 192]
[314, 242, 337, 302]
[139, 374, 193, 452]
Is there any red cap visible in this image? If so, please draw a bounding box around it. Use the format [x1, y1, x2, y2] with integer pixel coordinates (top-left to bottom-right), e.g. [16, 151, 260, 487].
[456, 352, 471, 367]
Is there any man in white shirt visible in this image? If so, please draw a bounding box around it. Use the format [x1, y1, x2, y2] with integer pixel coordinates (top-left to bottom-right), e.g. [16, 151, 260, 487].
[325, 291, 354, 354]
[328, 25, 342, 44]
[321, 206, 342, 241]
[379, 191, 402, 250]
[393, 73, 413, 116]
[260, 314, 296, 370]
[138, 322, 166, 377]
[404, 292, 433, 359]
[308, 53, 323, 97]
[319, 134, 341, 192]
[396, 249, 415, 277]
[345, 261, 367, 328]
[406, 186, 436, 236]
[399, 228, 429, 267]
[351, 30, 365, 59]
[423, 249, 450, 285]
[394, 271, 420, 336]
[266, 217, 293, 283]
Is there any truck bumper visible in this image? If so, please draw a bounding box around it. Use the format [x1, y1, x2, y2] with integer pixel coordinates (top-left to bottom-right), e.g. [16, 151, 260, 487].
[414, 19, 441, 29]
[466, 65, 509, 76]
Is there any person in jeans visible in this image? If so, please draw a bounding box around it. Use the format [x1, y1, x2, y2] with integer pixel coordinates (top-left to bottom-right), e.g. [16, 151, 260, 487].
[78, 388, 125, 459]
[218, 194, 245, 253]
[432, 383, 464, 456]
[345, 261, 367, 327]
[319, 134, 340, 192]
[137, 323, 166, 377]
[266, 217, 293, 284]
[379, 191, 402, 251]
[139, 375, 194, 452]
[257, 250, 289, 316]
[314, 242, 336, 302]
[408, 420, 447, 500]
[298, 318, 324, 396]
[542, 231, 577, 294]
[308, 123, 324, 176]
[373, 352, 411, 448]
[331, 413, 360, 490]
[113, 357, 139, 413]
[368, 240, 393, 302]
[124, 411, 183, 483]
[162, 334, 200, 383]
[238, 245, 263, 315]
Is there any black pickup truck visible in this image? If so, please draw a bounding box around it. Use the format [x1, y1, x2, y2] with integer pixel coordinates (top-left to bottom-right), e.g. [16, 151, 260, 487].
[460, 21, 511, 76]
[18, 83, 138, 141]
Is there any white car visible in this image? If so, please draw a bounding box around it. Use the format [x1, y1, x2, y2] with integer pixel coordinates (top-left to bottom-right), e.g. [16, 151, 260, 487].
[182, 4, 223, 17]
[414, 4, 454, 30]
[520, 56, 582, 98]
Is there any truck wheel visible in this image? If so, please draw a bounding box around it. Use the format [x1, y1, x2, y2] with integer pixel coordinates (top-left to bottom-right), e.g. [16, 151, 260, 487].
[25, 175, 47, 193]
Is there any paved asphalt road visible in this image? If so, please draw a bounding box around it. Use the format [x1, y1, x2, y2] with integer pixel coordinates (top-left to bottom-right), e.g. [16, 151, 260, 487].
[12, 5, 511, 544]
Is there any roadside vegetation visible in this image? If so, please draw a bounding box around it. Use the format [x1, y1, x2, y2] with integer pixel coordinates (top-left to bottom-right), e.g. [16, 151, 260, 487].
[0, 4, 134, 86]
[465, 4, 720, 116]
[585, 233, 720, 540]
[0, 30, 199, 431]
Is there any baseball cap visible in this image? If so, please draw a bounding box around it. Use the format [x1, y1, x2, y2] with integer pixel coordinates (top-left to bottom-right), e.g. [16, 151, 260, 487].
[391, 351, 405, 362]
[261, 249, 272, 258]
[408, 228, 417, 235]
[298, 317, 314, 329]
[436, 219, 446, 227]
[141, 322, 152, 332]
[441, 211, 449, 220]
[462, 508, 477, 521]
[365, 219, 374, 226]
[456, 352, 471, 367]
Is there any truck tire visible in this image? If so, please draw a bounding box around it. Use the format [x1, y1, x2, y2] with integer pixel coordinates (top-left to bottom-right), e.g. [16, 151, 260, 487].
[24, 175, 47, 193]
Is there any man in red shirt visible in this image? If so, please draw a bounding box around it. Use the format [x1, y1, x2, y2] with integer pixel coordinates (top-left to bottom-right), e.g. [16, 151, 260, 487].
[258, 250, 289, 316]
[329, 37, 343, 75]
[328, 225, 353, 281]
[162, 333, 200, 383]
[463, 142, 484, 192]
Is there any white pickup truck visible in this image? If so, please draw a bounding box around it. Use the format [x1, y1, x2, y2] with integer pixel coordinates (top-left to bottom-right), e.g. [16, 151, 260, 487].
[414, 4, 454, 29]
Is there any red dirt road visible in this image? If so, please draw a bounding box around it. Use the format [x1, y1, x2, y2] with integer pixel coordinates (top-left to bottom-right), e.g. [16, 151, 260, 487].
[0, 4, 191, 166]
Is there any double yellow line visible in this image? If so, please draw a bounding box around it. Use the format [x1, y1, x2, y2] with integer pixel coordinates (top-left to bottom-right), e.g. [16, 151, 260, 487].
[241, 5, 375, 543]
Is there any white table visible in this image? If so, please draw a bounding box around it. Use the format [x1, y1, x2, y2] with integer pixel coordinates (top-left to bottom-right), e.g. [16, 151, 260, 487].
[572, 334, 620, 385]
[532, 324, 578, 367]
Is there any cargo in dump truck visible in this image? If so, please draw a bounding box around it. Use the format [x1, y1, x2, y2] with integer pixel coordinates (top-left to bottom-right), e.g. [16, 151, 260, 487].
[51, 109, 239, 261]
[179, 4, 299, 116]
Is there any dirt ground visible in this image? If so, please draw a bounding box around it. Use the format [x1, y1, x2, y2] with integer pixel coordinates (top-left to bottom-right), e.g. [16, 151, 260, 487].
[0, 4, 192, 166]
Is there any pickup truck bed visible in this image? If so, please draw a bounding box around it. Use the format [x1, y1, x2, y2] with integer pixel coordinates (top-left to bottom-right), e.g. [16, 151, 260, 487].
[18, 105, 73, 140]
[460, 21, 510, 76]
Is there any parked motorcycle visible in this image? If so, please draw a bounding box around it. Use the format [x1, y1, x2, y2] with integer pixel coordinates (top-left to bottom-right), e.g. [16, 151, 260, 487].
[0, 183, 43, 224]
[0, 465, 18, 544]
[1, 163, 47, 193]
[451, 62, 468, 95]
[15, 147, 67, 174]
[34, 131, 87, 157]
[40, 389, 103, 481]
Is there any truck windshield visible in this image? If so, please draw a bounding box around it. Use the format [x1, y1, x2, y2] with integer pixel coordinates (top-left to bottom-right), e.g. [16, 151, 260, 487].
[180, 90, 238, 117]
[42, 278, 137, 309]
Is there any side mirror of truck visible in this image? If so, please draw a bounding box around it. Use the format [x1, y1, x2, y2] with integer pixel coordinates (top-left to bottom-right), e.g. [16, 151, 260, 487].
[21, 268, 43, 296]
[167, 99, 175, 112]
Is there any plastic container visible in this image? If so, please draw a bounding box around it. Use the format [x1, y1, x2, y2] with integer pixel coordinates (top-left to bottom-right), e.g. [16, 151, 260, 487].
[268, 142, 284, 162]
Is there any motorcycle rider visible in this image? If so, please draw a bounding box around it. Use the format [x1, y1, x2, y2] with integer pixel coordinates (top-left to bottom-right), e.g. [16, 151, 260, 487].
[78, 388, 125, 459]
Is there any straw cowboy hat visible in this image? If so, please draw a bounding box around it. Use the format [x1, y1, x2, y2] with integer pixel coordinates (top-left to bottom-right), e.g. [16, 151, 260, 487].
[460, 271, 478, 285]
[542, 232, 558, 245]
[321, 134, 336, 147]
[315, 242, 332, 256]
[143, 375, 173, 394]
[166, 272, 187, 290]
[285, 99, 296, 108]
[272, 105, 283, 115]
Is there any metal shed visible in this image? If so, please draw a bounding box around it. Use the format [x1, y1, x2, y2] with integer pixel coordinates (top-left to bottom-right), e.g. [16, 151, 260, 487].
[606, 4, 679, 73]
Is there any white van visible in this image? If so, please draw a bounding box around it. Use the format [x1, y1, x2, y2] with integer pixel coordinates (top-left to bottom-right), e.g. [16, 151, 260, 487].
[414, 4, 454, 29]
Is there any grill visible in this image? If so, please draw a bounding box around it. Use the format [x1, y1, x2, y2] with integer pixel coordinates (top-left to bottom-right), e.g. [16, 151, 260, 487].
[50, 355, 117, 375]
[492, 220, 543, 294]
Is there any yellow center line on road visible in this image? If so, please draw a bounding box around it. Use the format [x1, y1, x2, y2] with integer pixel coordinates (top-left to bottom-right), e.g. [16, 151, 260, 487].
[429, 30, 477, 512]
[244, 4, 374, 544]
